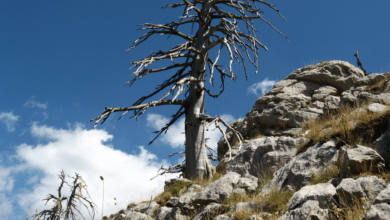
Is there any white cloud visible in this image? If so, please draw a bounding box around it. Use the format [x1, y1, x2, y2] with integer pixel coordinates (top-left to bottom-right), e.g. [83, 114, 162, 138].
[0, 123, 177, 220]
[247, 78, 277, 96]
[0, 112, 20, 132]
[146, 113, 236, 152]
[24, 96, 48, 109]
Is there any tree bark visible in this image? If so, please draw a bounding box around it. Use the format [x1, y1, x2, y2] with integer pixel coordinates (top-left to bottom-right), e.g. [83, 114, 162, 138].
[185, 1, 215, 180]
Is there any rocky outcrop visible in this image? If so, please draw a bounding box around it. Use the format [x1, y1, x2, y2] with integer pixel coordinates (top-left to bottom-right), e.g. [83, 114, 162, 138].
[222, 136, 308, 177]
[102, 61, 390, 220]
[217, 60, 366, 159]
[261, 140, 341, 194]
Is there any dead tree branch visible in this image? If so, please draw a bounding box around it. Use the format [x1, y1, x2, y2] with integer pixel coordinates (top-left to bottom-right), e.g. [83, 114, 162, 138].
[354, 49, 368, 76]
[151, 163, 186, 181]
[92, 0, 288, 178]
[199, 113, 244, 161]
[27, 170, 97, 220]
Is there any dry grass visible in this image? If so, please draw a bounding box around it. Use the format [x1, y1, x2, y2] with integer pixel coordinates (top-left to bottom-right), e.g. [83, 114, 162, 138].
[257, 167, 276, 192]
[329, 196, 370, 220]
[220, 186, 293, 219]
[350, 159, 390, 183]
[220, 190, 292, 220]
[297, 100, 390, 155]
[216, 163, 292, 220]
[310, 164, 341, 185]
[249, 133, 264, 140]
[265, 189, 294, 214]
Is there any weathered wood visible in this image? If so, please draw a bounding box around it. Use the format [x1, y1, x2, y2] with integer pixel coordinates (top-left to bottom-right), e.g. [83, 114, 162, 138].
[91, 0, 289, 181]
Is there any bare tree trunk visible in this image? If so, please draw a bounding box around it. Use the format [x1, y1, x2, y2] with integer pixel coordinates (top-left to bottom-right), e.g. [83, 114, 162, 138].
[185, 1, 215, 180]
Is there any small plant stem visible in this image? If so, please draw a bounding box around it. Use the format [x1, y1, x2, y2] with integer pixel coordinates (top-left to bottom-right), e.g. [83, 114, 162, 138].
[100, 176, 105, 219]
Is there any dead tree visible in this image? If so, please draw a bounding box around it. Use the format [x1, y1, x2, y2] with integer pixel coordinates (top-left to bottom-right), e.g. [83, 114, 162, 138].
[91, 0, 289, 180]
[354, 49, 368, 75]
[27, 170, 98, 220]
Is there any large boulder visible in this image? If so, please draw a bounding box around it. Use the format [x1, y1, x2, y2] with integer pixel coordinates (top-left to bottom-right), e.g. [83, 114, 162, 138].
[336, 176, 387, 208]
[156, 207, 188, 220]
[279, 183, 337, 220]
[285, 60, 365, 91]
[261, 140, 341, 194]
[287, 183, 337, 210]
[340, 145, 385, 178]
[128, 201, 159, 216]
[115, 211, 153, 220]
[192, 202, 226, 220]
[362, 184, 390, 220]
[192, 172, 241, 205]
[279, 200, 329, 220]
[224, 136, 307, 177]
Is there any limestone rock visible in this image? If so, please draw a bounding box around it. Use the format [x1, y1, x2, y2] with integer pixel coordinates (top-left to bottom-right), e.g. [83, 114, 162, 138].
[324, 95, 340, 110]
[336, 176, 387, 208]
[218, 61, 366, 160]
[341, 89, 390, 106]
[229, 202, 269, 213]
[367, 103, 388, 113]
[156, 207, 188, 220]
[285, 60, 365, 91]
[186, 184, 203, 193]
[166, 190, 197, 211]
[285, 110, 320, 127]
[119, 211, 153, 220]
[128, 201, 159, 216]
[192, 172, 241, 204]
[355, 73, 389, 87]
[232, 188, 246, 197]
[166, 185, 204, 212]
[279, 200, 329, 220]
[225, 136, 306, 177]
[362, 184, 390, 220]
[373, 119, 390, 168]
[213, 214, 234, 220]
[340, 145, 385, 178]
[236, 174, 258, 194]
[312, 85, 338, 101]
[261, 140, 340, 194]
[156, 207, 172, 220]
[107, 61, 390, 220]
[250, 215, 263, 220]
[192, 202, 226, 220]
[287, 183, 336, 210]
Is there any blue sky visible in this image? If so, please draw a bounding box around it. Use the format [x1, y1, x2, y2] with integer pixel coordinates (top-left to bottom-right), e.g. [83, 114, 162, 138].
[1, 0, 390, 219]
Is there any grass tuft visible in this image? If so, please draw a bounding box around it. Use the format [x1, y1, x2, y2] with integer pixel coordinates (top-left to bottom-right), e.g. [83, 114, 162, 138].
[299, 101, 390, 155]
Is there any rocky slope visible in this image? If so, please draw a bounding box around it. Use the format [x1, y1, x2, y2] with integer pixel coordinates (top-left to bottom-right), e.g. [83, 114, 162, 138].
[103, 60, 390, 220]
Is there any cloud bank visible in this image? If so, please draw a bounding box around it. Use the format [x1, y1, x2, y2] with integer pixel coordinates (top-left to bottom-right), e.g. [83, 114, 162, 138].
[0, 122, 177, 219]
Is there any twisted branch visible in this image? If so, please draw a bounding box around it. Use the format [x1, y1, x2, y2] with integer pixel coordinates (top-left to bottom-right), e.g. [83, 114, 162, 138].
[199, 113, 244, 161]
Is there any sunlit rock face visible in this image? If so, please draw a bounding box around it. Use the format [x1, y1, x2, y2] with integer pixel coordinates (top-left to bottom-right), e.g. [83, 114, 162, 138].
[104, 61, 390, 220]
